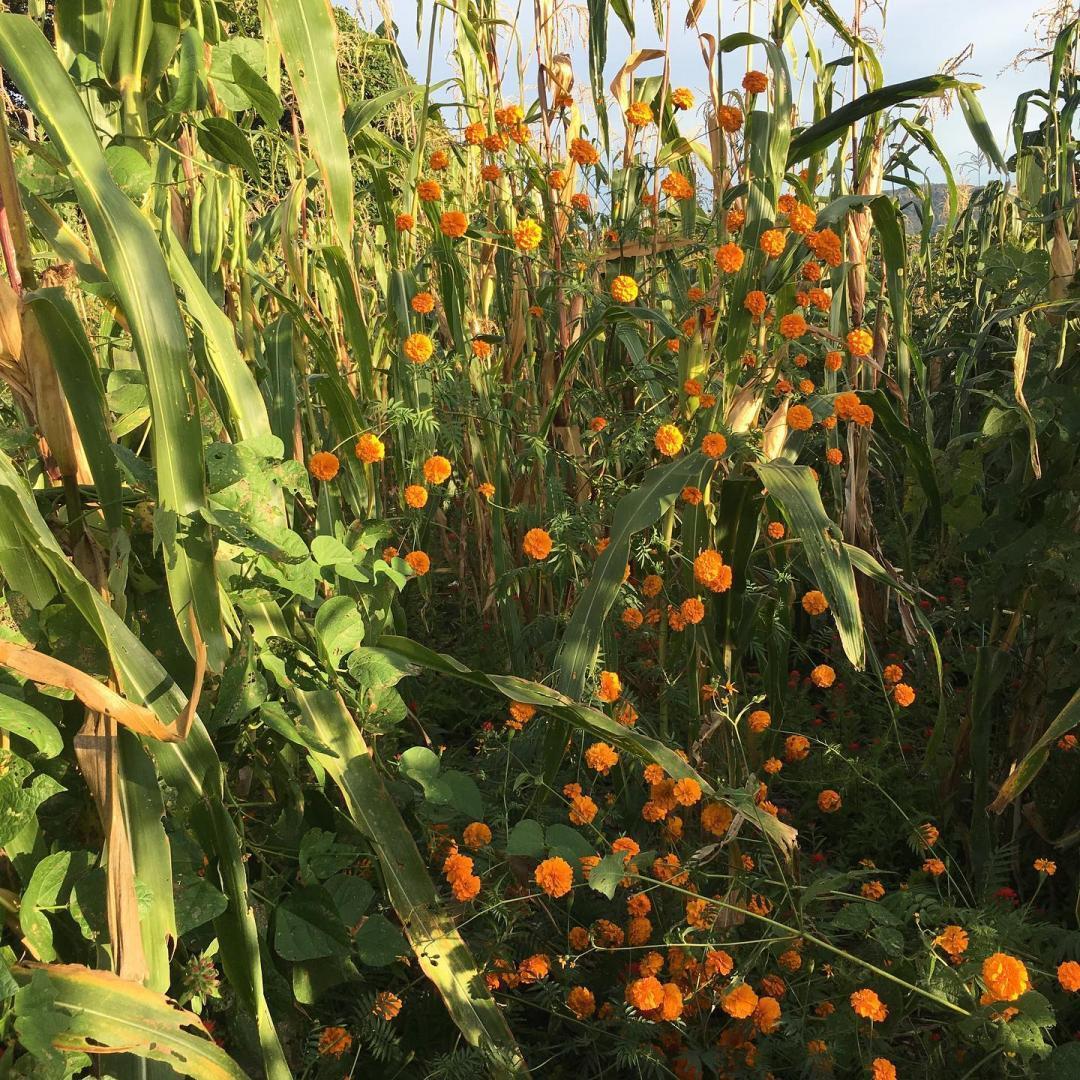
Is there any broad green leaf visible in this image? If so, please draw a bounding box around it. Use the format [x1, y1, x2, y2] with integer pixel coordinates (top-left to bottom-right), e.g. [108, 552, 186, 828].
[0, 692, 63, 758]
[10, 963, 249, 1079]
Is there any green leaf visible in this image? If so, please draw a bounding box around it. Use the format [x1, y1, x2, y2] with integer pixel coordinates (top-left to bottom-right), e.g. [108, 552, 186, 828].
[11, 963, 249, 1079]
[21, 851, 73, 962]
[588, 853, 626, 900]
[274, 886, 348, 961]
[264, 0, 354, 248]
[197, 116, 260, 177]
[174, 875, 229, 937]
[293, 689, 526, 1072]
[0, 15, 225, 670]
[0, 692, 63, 758]
[506, 819, 545, 857]
[957, 83, 1007, 172]
[788, 75, 965, 164]
[314, 595, 365, 668]
[753, 462, 865, 669]
[353, 914, 407, 967]
[231, 53, 282, 123]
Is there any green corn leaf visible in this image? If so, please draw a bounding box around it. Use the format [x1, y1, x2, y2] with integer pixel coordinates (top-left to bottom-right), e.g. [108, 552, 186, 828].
[0, 14, 225, 670]
[293, 688, 529, 1077]
[265, 0, 354, 249]
[754, 461, 864, 669]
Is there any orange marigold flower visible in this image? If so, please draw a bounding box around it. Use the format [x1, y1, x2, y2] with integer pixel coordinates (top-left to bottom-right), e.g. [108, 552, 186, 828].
[893, 683, 915, 707]
[810, 664, 835, 688]
[514, 219, 543, 251]
[847, 328, 874, 357]
[481, 163, 503, 182]
[833, 391, 860, 420]
[356, 432, 385, 464]
[642, 574, 663, 598]
[871, 1059, 897, 1080]
[429, 149, 449, 170]
[747, 709, 771, 733]
[569, 137, 599, 165]
[743, 70, 768, 94]
[693, 549, 726, 591]
[779, 313, 807, 339]
[626, 101, 654, 126]
[471, 339, 492, 360]
[721, 983, 759, 1019]
[695, 433, 726, 461]
[571, 192, 591, 211]
[597, 670, 622, 703]
[1058, 961, 1080, 992]
[718, 104, 743, 132]
[726, 206, 746, 231]
[404, 332, 435, 364]
[705, 949, 734, 978]
[883, 663, 904, 684]
[627, 915, 653, 945]
[826, 447, 843, 466]
[700, 801, 733, 836]
[518, 953, 551, 984]
[585, 741, 619, 775]
[861, 880, 885, 900]
[395, 212, 415, 231]
[1034, 857, 1057, 875]
[654, 423, 684, 456]
[405, 550, 430, 576]
[808, 227, 843, 267]
[440, 210, 468, 238]
[626, 976, 665, 1013]
[801, 590, 828, 615]
[318, 1026, 353, 1057]
[708, 245, 743, 276]
[671, 87, 694, 110]
[548, 169, 567, 190]
[754, 995, 782, 1033]
[567, 986, 596, 1017]
[673, 778, 702, 806]
[982, 953, 1029, 1003]
[784, 734, 810, 762]
[483, 132, 506, 152]
[422, 455, 451, 484]
[661, 172, 694, 200]
[611, 274, 639, 303]
[462, 822, 492, 850]
[817, 789, 842, 813]
[802, 260, 822, 281]
[825, 349, 843, 372]
[850, 988, 887, 1022]
[744, 290, 767, 317]
[523, 527, 553, 560]
[788, 403, 814, 431]
[789, 203, 817, 234]
[767, 521, 785, 540]
[934, 925, 969, 956]
[464, 121, 485, 145]
[681, 485, 703, 505]
[680, 597, 705, 625]
[760, 229, 786, 258]
[535, 856, 573, 898]
[373, 991, 402, 1020]
[569, 927, 592, 952]
[404, 484, 428, 509]
[478, 481, 495, 500]
[417, 179, 442, 202]
[411, 291, 436, 314]
[622, 607, 644, 629]
[807, 287, 830, 312]
[507, 701, 536, 729]
[309, 451, 340, 481]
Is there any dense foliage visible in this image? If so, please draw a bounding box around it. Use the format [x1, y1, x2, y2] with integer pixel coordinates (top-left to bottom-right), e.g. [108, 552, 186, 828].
[0, 1, 1076, 1078]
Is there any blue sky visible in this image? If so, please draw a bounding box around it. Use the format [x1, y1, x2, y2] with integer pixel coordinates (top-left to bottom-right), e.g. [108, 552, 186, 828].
[377, 0, 1052, 183]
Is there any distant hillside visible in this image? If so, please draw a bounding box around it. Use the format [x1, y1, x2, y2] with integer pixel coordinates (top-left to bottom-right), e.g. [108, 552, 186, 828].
[889, 182, 976, 232]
